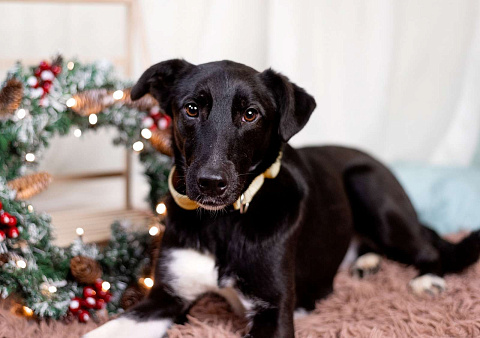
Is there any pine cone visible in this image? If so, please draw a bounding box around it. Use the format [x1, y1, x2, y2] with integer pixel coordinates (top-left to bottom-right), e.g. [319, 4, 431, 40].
[7, 172, 52, 200]
[69, 87, 159, 117]
[69, 89, 110, 116]
[120, 285, 147, 310]
[150, 129, 173, 157]
[62, 310, 77, 324]
[0, 253, 9, 266]
[70, 256, 102, 284]
[0, 78, 23, 117]
[51, 55, 63, 68]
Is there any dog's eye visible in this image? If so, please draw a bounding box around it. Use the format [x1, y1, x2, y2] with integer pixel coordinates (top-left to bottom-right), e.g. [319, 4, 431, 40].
[243, 108, 258, 123]
[184, 103, 199, 117]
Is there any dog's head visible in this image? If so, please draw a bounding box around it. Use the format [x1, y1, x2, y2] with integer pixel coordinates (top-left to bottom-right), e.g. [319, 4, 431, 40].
[131, 60, 316, 210]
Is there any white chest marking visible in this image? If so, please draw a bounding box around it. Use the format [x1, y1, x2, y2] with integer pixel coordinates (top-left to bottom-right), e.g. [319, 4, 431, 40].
[166, 248, 261, 317]
[83, 317, 172, 338]
[167, 248, 219, 302]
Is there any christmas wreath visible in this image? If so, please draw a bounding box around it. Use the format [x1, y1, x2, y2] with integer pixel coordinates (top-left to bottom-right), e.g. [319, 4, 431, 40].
[0, 56, 171, 322]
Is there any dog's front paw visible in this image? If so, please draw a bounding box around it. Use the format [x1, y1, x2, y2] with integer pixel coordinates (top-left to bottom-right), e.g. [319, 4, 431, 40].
[83, 317, 172, 338]
[409, 274, 446, 296]
[350, 253, 381, 278]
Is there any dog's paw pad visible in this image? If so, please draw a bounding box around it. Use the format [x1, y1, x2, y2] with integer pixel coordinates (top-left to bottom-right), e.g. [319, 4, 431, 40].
[351, 253, 381, 278]
[409, 274, 446, 296]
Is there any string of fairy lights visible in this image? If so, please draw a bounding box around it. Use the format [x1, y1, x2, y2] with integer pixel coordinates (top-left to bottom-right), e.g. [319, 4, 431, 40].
[1, 56, 174, 319]
[16, 60, 156, 163]
[72, 201, 167, 291]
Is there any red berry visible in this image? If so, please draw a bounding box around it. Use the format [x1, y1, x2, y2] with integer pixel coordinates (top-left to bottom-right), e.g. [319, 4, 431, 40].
[94, 278, 103, 292]
[83, 286, 96, 298]
[7, 227, 19, 239]
[158, 117, 169, 130]
[77, 310, 90, 323]
[42, 81, 52, 93]
[39, 61, 50, 70]
[95, 298, 106, 310]
[0, 212, 10, 225]
[0, 201, 3, 210]
[150, 111, 161, 119]
[34, 68, 42, 77]
[7, 215, 17, 227]
[84, 296, 96, 309]
[96, 290, 107, 299]
[51, 65, 62, 75]
[0, 230, 5, 242]
[103, 292, 112, 303]
[69, 297, 81, 313]
[163, 114, 172, 124]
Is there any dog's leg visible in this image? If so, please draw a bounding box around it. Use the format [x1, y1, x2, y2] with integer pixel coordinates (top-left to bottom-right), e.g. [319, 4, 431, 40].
[244, 304, 294, 338]
[237, 260, 296, 338]
[344, 165, 446, 296]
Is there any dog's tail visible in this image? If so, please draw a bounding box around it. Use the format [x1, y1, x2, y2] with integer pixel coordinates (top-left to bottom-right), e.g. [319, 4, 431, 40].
[422, 225, 480, 274]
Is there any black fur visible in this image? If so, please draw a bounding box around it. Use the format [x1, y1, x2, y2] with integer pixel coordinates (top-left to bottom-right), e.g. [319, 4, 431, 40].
[125, 60, 480, 337]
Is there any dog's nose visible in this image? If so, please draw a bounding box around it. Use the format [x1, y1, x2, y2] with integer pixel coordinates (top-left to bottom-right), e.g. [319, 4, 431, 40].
[197, 169, 228, 196]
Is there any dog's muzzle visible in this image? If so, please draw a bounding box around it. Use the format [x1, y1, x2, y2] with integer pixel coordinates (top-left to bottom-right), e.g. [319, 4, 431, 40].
[168, 152, 283, 214]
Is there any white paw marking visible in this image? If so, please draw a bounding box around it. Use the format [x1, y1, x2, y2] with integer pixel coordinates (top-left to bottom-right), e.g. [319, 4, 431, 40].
[355, 253, 381, 270]
[409, 274, 446, 296]
[83, 317, 172, 338]
[294, 307, 310, 319]
[351, 253, 381, 277]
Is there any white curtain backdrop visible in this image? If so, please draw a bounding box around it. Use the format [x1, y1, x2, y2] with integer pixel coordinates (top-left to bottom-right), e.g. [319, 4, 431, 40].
[137, 0, 480, 166]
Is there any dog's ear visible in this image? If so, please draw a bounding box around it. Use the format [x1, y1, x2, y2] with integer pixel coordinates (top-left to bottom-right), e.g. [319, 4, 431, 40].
[131, 59, 194, 114]
[260, 69, 316, 142]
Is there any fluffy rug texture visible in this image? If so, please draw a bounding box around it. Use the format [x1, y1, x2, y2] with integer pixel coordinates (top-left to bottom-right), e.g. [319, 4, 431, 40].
[1, 234, 480, 337]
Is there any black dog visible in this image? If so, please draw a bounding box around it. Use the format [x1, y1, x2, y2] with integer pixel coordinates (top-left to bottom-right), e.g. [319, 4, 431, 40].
[86, 60, 480, 338]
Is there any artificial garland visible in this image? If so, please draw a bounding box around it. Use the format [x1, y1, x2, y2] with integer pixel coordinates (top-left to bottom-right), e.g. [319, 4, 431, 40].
[0, 56, 172, 321]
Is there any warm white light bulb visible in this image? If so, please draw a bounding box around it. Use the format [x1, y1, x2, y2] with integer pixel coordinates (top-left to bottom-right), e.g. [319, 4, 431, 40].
[48, 285, 57, 293]
[23, 306, 33, 316]
[143, 278, 154, 288]
[156, 202, 166, 215]
[89, 114, 98, 125]
[102, 281, 111, 291]
[76, 227, 84, 236]
[133, 141, 144, 152]
[16, 109, 27, 119]
[141, 128, 152, 140]
[113, 90, 124, 100]
[27, 205, 34, 212]
[149, 226, 159, 236]
[73, 129, 82, 137]
[25, 153, 35, 162]
[67, 61, 75, 70]
[66, 97, 77, 108]
[17, 260, 27, 269]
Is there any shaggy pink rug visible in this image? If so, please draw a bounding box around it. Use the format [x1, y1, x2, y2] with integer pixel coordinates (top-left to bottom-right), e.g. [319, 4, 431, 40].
[1, 234, 480, 337]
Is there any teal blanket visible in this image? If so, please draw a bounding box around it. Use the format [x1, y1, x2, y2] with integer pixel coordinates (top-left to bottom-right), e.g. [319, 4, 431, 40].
[392, 164, 480, 235]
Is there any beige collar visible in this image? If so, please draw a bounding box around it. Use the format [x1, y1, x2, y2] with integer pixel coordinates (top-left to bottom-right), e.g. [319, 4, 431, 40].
[168, 152, 283, 214]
